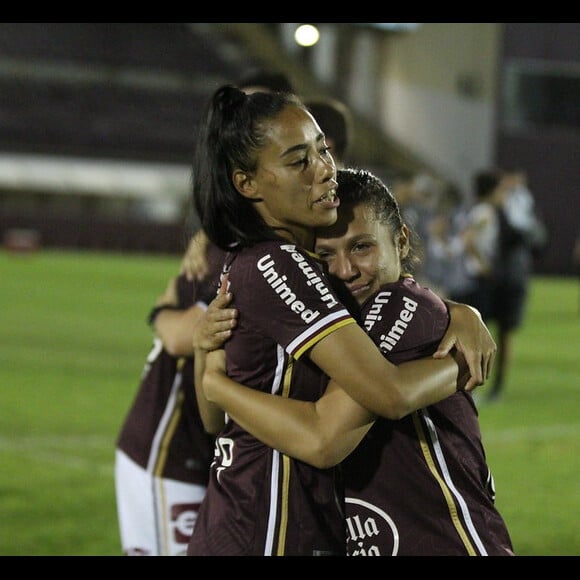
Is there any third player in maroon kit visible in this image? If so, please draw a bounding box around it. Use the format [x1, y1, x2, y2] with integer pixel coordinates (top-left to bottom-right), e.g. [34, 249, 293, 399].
[115, 241, 226, 555]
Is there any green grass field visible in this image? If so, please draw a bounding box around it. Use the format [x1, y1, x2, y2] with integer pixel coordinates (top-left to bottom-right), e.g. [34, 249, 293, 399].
[1, 248, 578, 556]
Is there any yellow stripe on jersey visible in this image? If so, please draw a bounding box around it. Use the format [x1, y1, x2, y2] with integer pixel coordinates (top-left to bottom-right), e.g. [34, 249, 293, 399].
[294, 318, 357, 359]
[153, 384, 184, 477]
[411, 411, 478, 556]
[275, 358, 293, 555]
[276, 454, 292, 556]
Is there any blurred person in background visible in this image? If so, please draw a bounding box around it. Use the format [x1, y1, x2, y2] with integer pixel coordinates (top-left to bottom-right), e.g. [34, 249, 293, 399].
[304, 96, 353, 169]
[421, 182, 474, 300]
[449, 169, 505, 321]
[485, 167, 547, 402]
[114, 68, 296, 556]
[195, 168, 512, 556]
[391, 171, 441, 286]
[234, 67, 295, 95]
[451, 167, 547, 403]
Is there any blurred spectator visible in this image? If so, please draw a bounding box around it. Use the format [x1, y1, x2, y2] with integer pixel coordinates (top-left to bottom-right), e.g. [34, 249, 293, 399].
[450, 166, 548, 403]
[305, 97, 354, 168]
[449, 168, 505, 320]
[235, 68, 295, 94]
[421, 182, 472, 299]
[391, 171, 443, 285]
[500, 167, 548, 260]
[486, 167, 548, 402]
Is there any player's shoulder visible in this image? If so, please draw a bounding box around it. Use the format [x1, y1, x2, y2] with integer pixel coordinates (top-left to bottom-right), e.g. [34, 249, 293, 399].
[399, 276, 446, 308]
[362, 277, 449, 359]
[361, 277, 447, 331]
[232, 240, 315, 269]
[365, 277, 444, 311]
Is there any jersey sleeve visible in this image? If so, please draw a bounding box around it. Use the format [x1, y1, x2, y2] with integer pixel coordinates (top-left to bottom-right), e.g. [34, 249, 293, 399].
[360, 277, 450, 365]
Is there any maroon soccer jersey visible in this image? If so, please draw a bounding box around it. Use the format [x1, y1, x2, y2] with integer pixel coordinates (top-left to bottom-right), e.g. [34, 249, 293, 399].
[343, 277, 514, 556]
[188, 241, 356, 556]
[116, 243, 226, 484]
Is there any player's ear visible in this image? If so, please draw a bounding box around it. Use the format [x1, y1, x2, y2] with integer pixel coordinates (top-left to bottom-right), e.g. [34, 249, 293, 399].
[398, 224, 410, 259]
[233, 169, 262, 201]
